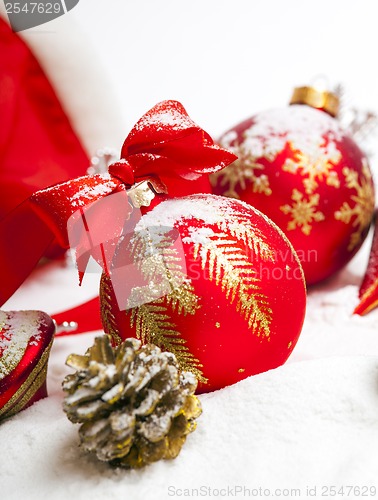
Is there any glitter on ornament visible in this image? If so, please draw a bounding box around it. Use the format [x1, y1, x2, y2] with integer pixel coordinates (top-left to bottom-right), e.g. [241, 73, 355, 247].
[280, 190, 325, 235]
[334, 161, 375, 251]
[282, 143, 341, 194]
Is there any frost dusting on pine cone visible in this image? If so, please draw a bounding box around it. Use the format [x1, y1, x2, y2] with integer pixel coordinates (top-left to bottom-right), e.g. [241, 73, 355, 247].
[62, 336, 201, 468]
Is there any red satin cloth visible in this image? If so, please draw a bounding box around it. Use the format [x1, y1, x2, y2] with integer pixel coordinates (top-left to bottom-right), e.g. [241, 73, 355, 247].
[0, 18, 89, 219]
[0, 99, 237, 326]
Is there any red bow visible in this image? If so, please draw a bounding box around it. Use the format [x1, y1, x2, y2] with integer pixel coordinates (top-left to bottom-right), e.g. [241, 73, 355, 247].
[0, 100, 236, 306]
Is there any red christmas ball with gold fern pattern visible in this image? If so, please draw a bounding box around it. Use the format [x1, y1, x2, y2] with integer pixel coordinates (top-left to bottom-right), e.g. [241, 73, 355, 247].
[211, 88, 375, 285]
[100, 194, 306, 393]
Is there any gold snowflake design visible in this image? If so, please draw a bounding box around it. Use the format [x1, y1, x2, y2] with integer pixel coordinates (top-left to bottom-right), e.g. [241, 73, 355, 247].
[280, 189, 325, 235]
[282, 141, 341, 195]
[334, 160, 375, 251]
[210, 139, 272, 199]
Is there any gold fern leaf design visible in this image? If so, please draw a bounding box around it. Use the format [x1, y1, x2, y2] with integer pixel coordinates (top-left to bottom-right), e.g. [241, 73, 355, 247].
[100, 275, 123, 346]
[130, 301, 206, 383]
[128, 230, 199, 314]
[193, 227, 273, 338]
[126, 227, 206, 383]
[101, 272, 206, 383]
[219, 216, 274, 261]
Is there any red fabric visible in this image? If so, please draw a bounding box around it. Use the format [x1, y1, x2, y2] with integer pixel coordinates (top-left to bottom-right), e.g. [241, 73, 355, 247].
[0, 18, 89, 219]
[0, 199, 55, 306]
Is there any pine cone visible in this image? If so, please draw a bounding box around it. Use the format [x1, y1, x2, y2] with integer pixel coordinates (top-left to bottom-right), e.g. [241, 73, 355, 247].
[62, 336, 202, 468]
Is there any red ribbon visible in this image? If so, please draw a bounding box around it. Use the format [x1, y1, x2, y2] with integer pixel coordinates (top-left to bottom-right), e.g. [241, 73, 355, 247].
[53, 297, 101, 336]
[0, 18, 89, 235]
[354, 210, 378, 316]
[0, 100, 236, 307]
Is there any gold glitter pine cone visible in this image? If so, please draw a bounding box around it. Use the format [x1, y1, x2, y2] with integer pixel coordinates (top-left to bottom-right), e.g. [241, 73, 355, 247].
[62, 335, 202, 468]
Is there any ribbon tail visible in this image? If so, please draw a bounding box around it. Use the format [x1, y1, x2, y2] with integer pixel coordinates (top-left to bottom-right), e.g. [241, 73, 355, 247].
[75, 250, 91, 286]
[354, 211, 378, 316]
[52, 297, 102, 336]
[0, 200, 54, 306]
[353, 283, 378, 316]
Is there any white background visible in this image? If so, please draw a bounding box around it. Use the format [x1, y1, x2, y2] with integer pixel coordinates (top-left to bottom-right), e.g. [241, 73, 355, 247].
[68, 0, 378, 144]
[2, 0, 376, 156]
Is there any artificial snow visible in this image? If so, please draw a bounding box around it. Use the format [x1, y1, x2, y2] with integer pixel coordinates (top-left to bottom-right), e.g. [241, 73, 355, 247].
[1, 230, 378, 499]
[221, 106, 344, 163]
[0, 311, 46, 380]
[0, 357, 377, 500]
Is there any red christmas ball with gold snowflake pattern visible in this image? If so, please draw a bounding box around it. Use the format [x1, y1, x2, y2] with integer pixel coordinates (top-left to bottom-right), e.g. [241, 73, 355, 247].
[211, 89, 375, 285]
[100, 194, 306, 393]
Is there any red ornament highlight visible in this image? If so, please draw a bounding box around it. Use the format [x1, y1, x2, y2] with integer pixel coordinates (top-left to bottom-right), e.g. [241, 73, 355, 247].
[211, 104, 375, 285]
[0, 310, 55, 421]
[100, 194, 306, 393]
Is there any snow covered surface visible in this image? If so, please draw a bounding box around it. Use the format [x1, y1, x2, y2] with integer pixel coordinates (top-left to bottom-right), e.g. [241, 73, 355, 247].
[1, 356, 378, 500]
[1, 232, 377, 500]
[1, 1, 378, 498]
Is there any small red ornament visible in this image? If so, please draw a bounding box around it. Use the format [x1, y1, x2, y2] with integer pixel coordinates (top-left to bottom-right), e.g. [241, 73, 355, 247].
[211, 87, 375, 285]
[100, 194, 306, 393]
[354, 211, 378, 315]
[0, 310, 55, 421]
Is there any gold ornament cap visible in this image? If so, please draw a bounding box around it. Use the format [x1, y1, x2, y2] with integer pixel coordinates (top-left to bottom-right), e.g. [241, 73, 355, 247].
[290, 86, 340, 117]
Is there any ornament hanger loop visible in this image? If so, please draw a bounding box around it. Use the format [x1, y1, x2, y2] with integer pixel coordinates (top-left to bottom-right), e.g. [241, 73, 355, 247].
[290, 84, 340, 117]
